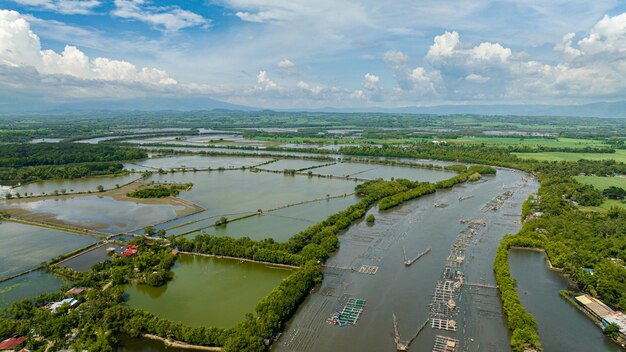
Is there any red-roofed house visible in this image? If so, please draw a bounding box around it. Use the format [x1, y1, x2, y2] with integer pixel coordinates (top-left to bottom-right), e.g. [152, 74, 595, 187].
[0, 336, 26, 350]
[121, 249, 136, 257]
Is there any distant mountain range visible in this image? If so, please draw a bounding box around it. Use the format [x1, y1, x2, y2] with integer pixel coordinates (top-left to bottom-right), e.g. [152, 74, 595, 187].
[0, 96, 253, 114]
[305, 101, 626, 118]
[1, 95, 625, 118]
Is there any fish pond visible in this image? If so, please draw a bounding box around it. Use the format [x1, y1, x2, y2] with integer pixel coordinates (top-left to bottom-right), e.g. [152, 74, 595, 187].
[181, 195, 359, 241]
[124, 155, 272, 171]
[125, 254, 292, 328]
[257, 159, 332, 171]
[0, 221, 97, 278]
[309, 162, 456, 181]
[1, 196, 184, 233]
[11, 173, 141, 196]
[0, 270, 68, 308]
[57, 244, 112, 272]
[145, 170, 357, 217]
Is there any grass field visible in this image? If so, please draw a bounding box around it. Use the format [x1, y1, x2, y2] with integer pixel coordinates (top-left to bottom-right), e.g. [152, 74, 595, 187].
[574, 176, 626, 190]
[514, 150, 626, 163]
[575, 176, 626, 212]
[579, 199, 626, 212]
[451, 137, 609, 148]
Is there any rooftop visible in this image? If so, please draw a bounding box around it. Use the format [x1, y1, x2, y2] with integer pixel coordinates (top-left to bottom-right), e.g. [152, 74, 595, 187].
[0, 337, 26, 350]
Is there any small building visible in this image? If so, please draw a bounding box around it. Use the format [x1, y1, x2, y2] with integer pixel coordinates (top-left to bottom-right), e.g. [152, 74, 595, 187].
[49, 298, 78, 313]
[0, 337, 26, 350]
[575, 294, 613, 320]
[603, 312, 626, 336]
[65, 287, 85, 296]
[121, 245, 138, 257]
[171, 248, 180, 256]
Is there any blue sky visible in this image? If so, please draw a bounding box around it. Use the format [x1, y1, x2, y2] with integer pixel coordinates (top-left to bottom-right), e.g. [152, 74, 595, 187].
[1, 0, 626, 109]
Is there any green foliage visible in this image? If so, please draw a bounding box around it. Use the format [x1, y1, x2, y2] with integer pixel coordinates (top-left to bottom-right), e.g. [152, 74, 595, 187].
[494, 236, 544, 351]
[468, 165, 497, 175]
[0, 143, 146, 168]
[467, 172, 481, 181]
[366, 214, 375, 223]
[379, 183, 436, 210]
[603, 186, 626, 199]
[128, 186, 179, 198]
[214, 216, 228, 226]
[603, 323, 621, 338]
[0, 162, 126, 185]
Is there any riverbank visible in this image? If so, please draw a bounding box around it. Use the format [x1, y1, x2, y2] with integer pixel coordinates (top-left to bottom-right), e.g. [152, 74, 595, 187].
[143, 334, 222, 351]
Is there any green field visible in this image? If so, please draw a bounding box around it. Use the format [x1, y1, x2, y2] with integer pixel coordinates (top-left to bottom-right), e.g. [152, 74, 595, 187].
[575, 176, 626, 212]
[574, 176, 626, 190]
[452, 137, 609, 148]
[579, 199, 626, 212]
[514, 150, 626, 163]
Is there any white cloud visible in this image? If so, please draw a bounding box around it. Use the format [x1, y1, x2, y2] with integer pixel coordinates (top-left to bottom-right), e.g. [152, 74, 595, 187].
[465, 73, 489, 83]
[363, 72, 379, 90]
[112, 0, 210, 32]
[554, 33, 582, 58]
[426, 31, 460, 59]
[421, 14, 626, 101]
[277, 59, 296, 70]
[296, 81, 321, 94]
[0, 10, 177, 86]
[383, 50, 408, 67]
[276, 58, 298, 75]
[470, 42, 511, 63]
[256, 70, 277, 90]
[382, 50, 438, 95]
[427, 31, 511, 67]
[9, 0, 101, 15]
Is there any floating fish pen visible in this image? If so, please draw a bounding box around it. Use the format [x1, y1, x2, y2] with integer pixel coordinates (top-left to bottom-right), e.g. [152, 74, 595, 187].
[430, 280, 461, 317]
[445, 253, 464, 268]
[443, 267, 463, 281]
[432, 335, 459, 352]
[431, 318, 457, 331]
[482, 190, 514, 211]
[427, 218, 487, 349]
[328, 297, 366, 327]
[357, 265, 379, 275]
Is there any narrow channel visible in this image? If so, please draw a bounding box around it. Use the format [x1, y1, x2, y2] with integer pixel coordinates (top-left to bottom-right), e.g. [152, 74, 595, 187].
[508, 250, 620, 351]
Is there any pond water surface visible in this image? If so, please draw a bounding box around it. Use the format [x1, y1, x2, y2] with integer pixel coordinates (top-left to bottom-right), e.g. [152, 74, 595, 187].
[0, 270, 68, 308]
[508, 250, 619, 351]
[12, 173, 140, 196]
[0, 221, 97, 278]
[181, 195, 359, 241]
[125, 254, 291, 328]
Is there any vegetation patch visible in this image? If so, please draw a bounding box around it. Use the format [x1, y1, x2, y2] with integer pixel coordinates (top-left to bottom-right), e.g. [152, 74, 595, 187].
[127, 183, 192, 198]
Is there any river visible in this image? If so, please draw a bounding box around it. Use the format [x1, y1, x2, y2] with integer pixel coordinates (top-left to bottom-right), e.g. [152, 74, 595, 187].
[274, 168, 537, 352]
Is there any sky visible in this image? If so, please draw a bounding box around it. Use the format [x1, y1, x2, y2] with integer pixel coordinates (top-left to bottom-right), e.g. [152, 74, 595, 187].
[1, 0, 626, 109]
